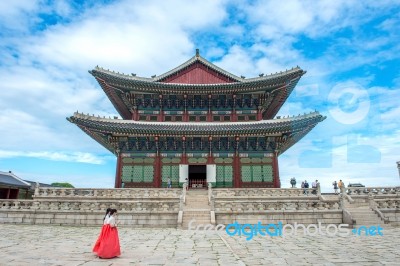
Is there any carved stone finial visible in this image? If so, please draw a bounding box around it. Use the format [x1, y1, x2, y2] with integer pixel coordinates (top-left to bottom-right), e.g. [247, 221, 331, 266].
[34, 182, 40, 196]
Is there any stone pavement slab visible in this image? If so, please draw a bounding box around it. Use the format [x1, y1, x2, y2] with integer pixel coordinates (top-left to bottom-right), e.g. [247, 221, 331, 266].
[1, 224, 399, 265]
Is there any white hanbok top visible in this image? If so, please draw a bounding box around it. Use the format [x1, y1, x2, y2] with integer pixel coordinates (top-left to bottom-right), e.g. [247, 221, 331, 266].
[106, 215, 117, 227]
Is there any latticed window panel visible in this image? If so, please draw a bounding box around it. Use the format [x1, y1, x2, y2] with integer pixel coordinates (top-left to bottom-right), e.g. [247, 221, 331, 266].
[132, 166, 143, 182]
[216, 166, 225, 182]
[241, 164, 273, 182]
[241, 166, 252, 182]
[216, 165, 233, 187]
[161, 165, 179, 187]
[263, 165, 273, 182]
[161, 166, 170, 183]
[143, 166, 154, 182]
[171, 166, 179, 183]
[121, 165, 134, 182]
[224, 166, 233, 181]
[252, 165, 263, 182]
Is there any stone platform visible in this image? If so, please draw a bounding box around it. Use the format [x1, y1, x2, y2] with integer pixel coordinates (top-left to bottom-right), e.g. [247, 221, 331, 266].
[1, 224, 400, 265]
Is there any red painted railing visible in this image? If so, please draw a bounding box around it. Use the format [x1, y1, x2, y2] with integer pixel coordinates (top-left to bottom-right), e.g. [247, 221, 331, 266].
[188, 179, 207, 189]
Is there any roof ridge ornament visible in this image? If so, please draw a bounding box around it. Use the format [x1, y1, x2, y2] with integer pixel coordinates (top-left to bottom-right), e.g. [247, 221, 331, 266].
[196, 49, 200, 57]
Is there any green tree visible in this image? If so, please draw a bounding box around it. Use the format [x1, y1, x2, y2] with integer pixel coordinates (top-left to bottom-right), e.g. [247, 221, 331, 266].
[51, 182, 74, 188]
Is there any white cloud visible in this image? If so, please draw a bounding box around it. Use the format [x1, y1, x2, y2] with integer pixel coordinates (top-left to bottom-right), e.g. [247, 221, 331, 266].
[0, 150, 107, 164]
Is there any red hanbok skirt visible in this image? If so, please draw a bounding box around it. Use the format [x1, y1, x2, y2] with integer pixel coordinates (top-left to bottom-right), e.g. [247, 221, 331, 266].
[93, 224, 121, 258]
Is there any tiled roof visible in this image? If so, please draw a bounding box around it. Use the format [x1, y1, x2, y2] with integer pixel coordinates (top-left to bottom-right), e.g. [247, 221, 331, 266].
[67, 112, 325, 137]
[90, 65, 305, 94]
[0, 171, 31, 189]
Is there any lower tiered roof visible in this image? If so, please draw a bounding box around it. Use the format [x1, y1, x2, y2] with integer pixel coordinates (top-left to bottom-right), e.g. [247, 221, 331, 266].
[67, 112, 325, 155]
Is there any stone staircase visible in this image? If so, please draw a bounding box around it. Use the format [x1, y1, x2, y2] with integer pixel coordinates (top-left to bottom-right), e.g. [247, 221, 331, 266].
[345, 199, 389, 227]
[181, 189, 211, 230]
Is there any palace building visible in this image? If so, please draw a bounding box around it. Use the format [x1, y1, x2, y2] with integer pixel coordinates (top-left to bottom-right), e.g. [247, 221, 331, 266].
[68, 50, 325, 188]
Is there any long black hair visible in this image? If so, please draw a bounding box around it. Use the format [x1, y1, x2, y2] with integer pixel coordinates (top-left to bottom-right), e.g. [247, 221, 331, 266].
[103, 208, 112, 221]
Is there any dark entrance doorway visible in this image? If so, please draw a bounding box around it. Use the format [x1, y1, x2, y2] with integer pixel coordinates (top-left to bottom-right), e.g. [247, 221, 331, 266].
[188, 165, 206, 189]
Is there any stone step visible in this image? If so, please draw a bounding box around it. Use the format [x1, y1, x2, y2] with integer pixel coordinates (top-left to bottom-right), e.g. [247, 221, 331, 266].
[183, 210, 210, 213]
[182, 218, 211, 222]
[185, 199, 208, 202]
[184, 205, 209, 208]
[182, 213, 210, 217]
[350, 213, 381, 217]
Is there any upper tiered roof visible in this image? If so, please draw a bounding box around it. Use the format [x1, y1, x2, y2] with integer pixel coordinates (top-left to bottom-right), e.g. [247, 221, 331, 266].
[89, 64, 305, 94]
[89, 50, 305, 119]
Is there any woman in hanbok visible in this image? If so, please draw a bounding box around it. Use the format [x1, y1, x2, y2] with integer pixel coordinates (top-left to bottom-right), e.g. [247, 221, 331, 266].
[94, 208, 121, 259]
[93, 208, 111, 253]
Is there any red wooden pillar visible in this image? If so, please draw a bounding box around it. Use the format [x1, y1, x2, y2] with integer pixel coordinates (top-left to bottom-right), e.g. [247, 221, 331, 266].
[154, 155, 162, 187]
[273, 151, 280, 188]
[115, 153, 122, 188]
[207, 136, 214, 164]
[181, 136, 188, 164]
[132, 107, 139, 121]
[233, 155, 241, 188]
[207, 94, 212, 122]
[6, 188, 10, 199]
[232, 95, 237, 122]
[158, 94, 164, 122]
[183, 94, 189, 122]
[257, 107, 262, 121]
[233, 136, 241, 188]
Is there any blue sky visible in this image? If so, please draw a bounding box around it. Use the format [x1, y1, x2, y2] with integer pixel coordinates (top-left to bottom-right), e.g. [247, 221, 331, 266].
[0, 0, 399, 192]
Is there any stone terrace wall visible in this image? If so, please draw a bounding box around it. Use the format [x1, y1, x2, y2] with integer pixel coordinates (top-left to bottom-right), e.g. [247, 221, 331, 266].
[212, 188, 342, 225]
[0, 188, 181, 228]
[344, 186, 400, 226]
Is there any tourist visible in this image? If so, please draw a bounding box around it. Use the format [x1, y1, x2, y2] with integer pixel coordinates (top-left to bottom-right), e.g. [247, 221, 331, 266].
[304, 180, 309, 195]
[167, 177, 172, 188]
[93, 208, 111, 254]
[338, 179, 344, 193]
[290, 177, 296, 188]
[332, 181, 338, 194]
[312, 180, 317, 194]
[93, 209, 121, 259]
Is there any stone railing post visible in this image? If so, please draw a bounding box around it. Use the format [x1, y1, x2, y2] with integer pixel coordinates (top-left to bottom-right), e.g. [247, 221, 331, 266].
[339, 193, 344, 209]
[182, 182, 187, 204]
[210, 194, 215, 211]
[340, 185, 346, 195]
[208, 182, 212, 204]
[317, 183, 321, 197]
[34, 182, 40, 197]
[368, 194, 376, 208]
[179, 195, 184, 211]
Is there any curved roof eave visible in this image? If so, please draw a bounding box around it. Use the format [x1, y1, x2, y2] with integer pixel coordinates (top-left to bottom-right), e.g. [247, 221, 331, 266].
[90, 66, 305, 93]
[67, 111, 326, 136]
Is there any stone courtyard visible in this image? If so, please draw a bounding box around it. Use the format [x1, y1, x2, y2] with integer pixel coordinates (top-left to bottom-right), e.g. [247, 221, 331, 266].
[1, 224, 400, 265]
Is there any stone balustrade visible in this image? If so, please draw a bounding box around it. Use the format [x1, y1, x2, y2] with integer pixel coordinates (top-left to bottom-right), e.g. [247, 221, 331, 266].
[374, 199, 400, 209]
[345, 187, 400, 196]
[0, 199, 179, 212]
[213, 188, 319, 198]
[214, 200, 340, 212]
[1, 187, 182, 227]
[34, 188, 181, 199]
